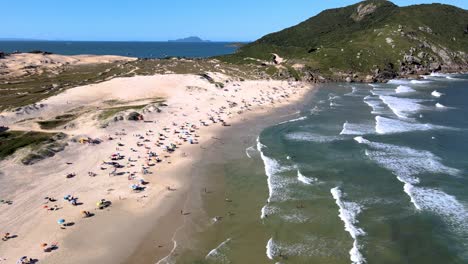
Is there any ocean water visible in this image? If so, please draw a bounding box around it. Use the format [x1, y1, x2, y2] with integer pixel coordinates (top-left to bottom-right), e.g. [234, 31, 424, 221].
[0, 41, 238, 58]
[165, 73, 468, 264]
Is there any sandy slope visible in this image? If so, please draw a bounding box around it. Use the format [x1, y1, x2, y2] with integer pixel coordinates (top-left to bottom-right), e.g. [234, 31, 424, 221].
[0, 53, 136, 78]
[0, 71, 312, 263]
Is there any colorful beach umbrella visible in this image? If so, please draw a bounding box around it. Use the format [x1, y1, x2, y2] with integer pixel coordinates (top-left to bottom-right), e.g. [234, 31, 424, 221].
[57, 219, 65, 225]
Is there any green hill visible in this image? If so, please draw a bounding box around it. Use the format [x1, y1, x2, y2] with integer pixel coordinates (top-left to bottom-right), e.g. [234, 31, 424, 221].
[222, 0, 468, 82]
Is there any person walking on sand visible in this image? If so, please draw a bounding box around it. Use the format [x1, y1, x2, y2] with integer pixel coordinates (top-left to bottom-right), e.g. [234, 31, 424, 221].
[2, 233, 10, 241]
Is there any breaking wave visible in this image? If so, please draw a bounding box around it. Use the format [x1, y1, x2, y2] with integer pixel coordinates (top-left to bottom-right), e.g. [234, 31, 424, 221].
[340, 121, 375, 135]
[395, 85, 417, 94]
[331, 187, 366, 264]
[379, 95, 426, 119]
[297, 170, 317, 185]
[374, 116, 450, 134]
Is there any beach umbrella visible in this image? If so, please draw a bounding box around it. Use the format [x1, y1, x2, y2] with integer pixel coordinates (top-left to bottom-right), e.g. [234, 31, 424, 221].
[41, 243, 48, 248]
[57, 219, 65, 225]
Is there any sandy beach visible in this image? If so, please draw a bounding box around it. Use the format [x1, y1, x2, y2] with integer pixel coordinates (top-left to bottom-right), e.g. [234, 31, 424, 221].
[0, 69, 314, 263]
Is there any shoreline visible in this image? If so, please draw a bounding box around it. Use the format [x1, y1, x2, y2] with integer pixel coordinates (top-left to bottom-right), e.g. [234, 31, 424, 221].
[0, 70, 316, 264]
[124, 87, 318, 264]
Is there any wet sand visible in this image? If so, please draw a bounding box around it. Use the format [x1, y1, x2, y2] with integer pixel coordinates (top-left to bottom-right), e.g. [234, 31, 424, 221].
[124, 89, 318, 264]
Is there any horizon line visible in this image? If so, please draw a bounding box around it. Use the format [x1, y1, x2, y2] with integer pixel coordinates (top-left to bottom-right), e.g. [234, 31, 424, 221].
[0, 38, 252, 43]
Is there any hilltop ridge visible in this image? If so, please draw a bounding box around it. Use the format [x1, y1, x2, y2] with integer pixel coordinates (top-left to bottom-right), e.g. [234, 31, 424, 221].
[222, 0, 468, 82]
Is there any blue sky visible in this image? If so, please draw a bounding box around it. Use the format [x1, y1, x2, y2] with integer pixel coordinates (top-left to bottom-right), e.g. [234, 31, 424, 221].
[2, 0, 467, 41]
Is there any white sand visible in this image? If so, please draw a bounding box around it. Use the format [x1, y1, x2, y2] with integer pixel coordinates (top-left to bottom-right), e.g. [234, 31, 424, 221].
[0, 71, 313, 263]
[0, 53, 136, 78]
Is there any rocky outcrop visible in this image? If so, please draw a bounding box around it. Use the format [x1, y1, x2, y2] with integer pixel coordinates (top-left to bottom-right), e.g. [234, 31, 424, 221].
[351, 3, 377, 21]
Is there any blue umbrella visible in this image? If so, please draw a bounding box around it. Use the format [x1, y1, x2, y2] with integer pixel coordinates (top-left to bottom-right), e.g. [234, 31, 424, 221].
[57, 219, 65, 225]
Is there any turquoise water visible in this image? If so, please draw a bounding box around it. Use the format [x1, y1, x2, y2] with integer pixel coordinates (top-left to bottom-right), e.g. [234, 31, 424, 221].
[170, 74, 468, 264]
[256, 74, 468, 264]
[0, 41, 239, 58]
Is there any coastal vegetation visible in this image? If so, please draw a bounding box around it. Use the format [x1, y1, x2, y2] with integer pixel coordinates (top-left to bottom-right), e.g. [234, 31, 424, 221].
[0, 130, 61, 160]
[223, 0, 468, 82]
[37, 114, 78, 129]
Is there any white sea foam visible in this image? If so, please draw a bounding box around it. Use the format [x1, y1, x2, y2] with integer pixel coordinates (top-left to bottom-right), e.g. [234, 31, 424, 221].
[354, 136, 459, 181]
[379, 95, 425, 118]
[328, 93, 341, 107]
[261, 204, 278, 219]
[340, 121, 375, 135]
[245, 146, 255, 158]
[266, 238, 277, 260]
[297, 170, 317, 185]
[278, 116, 307, 125]
[435, 103, 446, 108]
[374, 116, 446, 134]
[285, 132, 341, 143]
[370, 88, 394, 96]
[430, 72, 450, 77]
[431, 90, 443, 97]
[345, 86, 361, 96]
[310, 105, 322, 115]
[257, 138, 276, 204]
[410, 80, 431, 84]
[328, 93, 341, 101]
[281, 212, 309, 223]
[444, 76, 462, 80]
[354, 136, 461, 215]
[388, 79, 410, 85]
[258, 140, 294, 204]
[266, 238, 318, 259]
[395, 85, 416, 94]
[388, 79, 430, 85]
[405, 186, 468, 230]
[353, 136, 368, 144]
[206, 238, 232, 263]
[363, 95, 387, 115]
[331, 187, 366, 264]
[256, 136, 266, 151]
[258, 152, 280, 203]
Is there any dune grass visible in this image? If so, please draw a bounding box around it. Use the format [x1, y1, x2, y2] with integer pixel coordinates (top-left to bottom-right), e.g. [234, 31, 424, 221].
[37, 114, 78, 130]
[0, 130, 57, 159]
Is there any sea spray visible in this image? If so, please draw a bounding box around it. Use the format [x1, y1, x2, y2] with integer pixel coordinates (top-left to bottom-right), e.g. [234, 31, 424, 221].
[330, 187, 366, 264]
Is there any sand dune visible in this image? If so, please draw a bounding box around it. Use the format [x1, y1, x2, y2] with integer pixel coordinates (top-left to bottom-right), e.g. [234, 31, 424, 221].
[0, 53, 136, 78]
[0, 70, 313, 263]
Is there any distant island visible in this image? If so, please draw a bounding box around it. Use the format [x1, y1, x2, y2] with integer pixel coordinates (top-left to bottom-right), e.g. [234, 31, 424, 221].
[169, 36, 210, 43]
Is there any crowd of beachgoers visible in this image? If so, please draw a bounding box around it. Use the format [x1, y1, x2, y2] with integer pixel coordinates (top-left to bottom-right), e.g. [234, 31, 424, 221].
[0, 70, 310, 263]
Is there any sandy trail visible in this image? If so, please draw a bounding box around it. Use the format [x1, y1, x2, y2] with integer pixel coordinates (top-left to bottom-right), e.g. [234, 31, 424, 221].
[0, 71, 312, 263]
